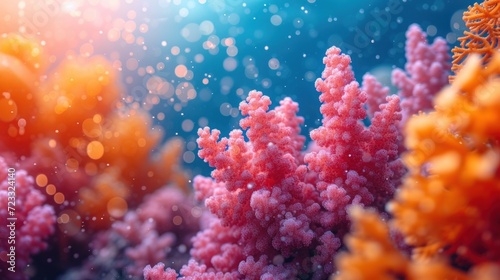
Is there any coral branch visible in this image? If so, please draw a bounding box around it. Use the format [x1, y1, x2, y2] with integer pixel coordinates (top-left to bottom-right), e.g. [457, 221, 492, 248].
[391, 24, 450, 126]
[451, 0, 500, 80]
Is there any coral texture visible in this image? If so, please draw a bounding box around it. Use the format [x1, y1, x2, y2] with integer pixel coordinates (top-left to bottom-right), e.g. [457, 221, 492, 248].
[391, 52, 500, 267]
[362, 74, 390, 119]
[334, 206, 500, 280]
[451, 0, 500, 80]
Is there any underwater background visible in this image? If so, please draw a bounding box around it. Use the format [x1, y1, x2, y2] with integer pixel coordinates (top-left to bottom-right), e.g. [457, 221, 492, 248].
[0, 0, 490, 279]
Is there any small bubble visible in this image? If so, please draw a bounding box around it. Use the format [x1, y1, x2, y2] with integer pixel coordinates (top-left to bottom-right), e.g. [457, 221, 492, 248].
[178, 244, 187, 253]
[270, 15, 282, 26]
[268, 58, 280, 70]
[173, 216, 183, 225]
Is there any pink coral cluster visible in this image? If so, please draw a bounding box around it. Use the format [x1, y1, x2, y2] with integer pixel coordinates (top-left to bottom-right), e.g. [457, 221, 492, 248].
[66, 187, 201, 279]
[307, 47, 405, 211]
[145, 45, 405, 279]
[0, 156, 56, 279]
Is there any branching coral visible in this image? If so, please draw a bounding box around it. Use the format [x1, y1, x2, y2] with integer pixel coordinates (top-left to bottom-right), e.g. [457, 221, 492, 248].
[451, 0, 500, 81]
[390, 24, 450, 126]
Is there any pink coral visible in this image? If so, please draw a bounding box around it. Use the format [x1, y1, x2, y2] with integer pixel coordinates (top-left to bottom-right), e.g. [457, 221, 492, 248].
[144, 262, 178, 280]
[0, 156, 56, 279]
[391, 24, 450, 126]
[306, 47, 404, 210]
[152, 45, 404, 279]
[67, 186, 201, 279]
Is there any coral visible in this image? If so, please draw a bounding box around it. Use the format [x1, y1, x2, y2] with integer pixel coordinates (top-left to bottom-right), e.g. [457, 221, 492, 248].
[390, 52, 500, 267]
[0, 34, 188, 230]
[334, 205, 410, 280]
[362, 73, 390, 119]
[0, 157, 56, 279]
[64, 186, 201, 279]
[151, 46, 405, 279]
[334, 206, 500, 280]
[144, 262, 178, 280]
[0, 35, 44, 155]
[335, 51, 500, 279]
[391, 24, 450, 126]
[306, 47, 405, 211]
[451, 0, 500, 80]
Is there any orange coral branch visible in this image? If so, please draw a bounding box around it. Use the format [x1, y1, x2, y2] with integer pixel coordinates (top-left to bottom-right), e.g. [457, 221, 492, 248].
[451, 0, 500, 81]
[390, 52, 500, 269]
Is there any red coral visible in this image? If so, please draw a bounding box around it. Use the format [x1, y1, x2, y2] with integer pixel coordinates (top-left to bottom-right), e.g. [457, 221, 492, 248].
[362, 73, 390, 119]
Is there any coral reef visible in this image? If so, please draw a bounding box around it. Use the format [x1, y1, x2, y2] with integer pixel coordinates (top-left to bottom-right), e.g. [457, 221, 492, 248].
[142, 21, 454, 279]
[0, 1, 489, 278]
[335, 47, 500, 280]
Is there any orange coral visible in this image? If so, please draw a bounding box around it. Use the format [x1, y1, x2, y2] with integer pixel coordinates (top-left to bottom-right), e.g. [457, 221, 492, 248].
[334, 206, 410, 280]
[451, 0, 500, 81]
[0, 35, 44, 154]
[335, 37, 500, 280]
[389, 53, 500, 267]
[334, 206, 500, 280]
[0, 34, 187, 230]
